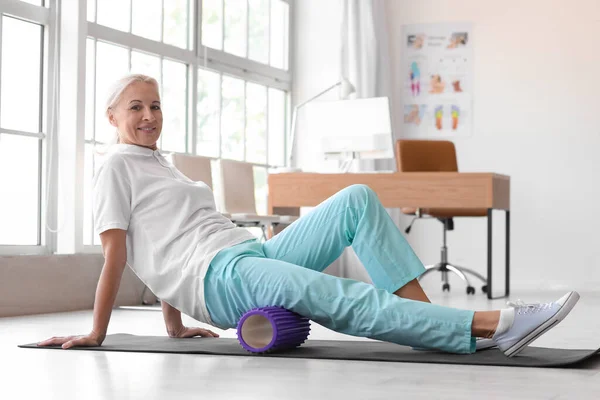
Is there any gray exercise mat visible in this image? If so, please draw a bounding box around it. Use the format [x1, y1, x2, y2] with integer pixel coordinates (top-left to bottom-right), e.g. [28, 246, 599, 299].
[19, 334, 600, 368]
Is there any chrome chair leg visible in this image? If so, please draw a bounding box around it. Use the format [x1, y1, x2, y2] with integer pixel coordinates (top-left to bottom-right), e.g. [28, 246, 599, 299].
[445, 265, 472, 286]
[445, 265, 476, 294]
[448, 263, 487, 283]
[260, 225, 268, 242]
[419, 264, 442, 280]
[420, 263, 478, 294]
[436, 265, 452, 292]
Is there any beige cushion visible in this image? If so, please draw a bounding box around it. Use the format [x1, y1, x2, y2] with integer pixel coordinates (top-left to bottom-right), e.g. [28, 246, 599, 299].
[218, 159, 296, 226]
[219, 159, 257, 214]
[171, 153, 213, 189]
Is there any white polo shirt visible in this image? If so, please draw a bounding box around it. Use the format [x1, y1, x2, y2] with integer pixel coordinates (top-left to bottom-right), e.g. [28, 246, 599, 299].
[92, 144, 255, 325]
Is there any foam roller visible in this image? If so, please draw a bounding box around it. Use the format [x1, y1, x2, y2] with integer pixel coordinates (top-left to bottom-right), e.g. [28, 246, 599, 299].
[236, 306, 311, 353]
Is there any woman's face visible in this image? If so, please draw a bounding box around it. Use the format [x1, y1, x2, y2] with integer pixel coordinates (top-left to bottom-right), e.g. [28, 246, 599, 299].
[108, 81, 163, 150]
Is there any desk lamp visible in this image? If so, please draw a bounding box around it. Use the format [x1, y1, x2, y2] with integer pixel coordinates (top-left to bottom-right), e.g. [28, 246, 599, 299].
[274, 78, 355, 173]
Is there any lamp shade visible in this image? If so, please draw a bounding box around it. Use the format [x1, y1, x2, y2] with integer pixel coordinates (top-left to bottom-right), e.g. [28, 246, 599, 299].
[283, 77, 356, 170]
[339, 78, 356, 99]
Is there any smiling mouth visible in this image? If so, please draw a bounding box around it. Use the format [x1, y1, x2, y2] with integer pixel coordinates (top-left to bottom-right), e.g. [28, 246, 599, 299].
[138, 127, 156, 132]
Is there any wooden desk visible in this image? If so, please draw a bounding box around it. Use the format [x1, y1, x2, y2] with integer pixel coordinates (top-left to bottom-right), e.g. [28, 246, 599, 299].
[268, 172, 510, 299]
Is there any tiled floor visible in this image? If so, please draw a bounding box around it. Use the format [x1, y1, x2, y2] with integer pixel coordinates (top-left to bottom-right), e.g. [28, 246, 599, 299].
[2, 290, 599, 400]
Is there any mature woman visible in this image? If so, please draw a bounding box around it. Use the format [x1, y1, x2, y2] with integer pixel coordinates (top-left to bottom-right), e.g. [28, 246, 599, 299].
[39, 74, 579, 357]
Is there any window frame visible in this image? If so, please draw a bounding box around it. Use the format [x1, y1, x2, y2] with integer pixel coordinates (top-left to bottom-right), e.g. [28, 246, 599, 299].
[0, 0, 292, 255]
[81, 0, 292, 253]
[0, 0, 56, 256]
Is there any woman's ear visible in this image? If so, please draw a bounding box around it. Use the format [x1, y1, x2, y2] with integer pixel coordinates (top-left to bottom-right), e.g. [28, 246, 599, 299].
[108, 109, 118, 128]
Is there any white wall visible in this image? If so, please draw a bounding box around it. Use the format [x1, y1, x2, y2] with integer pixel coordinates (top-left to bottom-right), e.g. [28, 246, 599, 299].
[293, 0, 600, 292]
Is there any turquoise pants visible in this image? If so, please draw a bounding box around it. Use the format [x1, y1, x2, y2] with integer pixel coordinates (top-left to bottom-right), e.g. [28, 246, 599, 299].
[205, 184, 476, 354]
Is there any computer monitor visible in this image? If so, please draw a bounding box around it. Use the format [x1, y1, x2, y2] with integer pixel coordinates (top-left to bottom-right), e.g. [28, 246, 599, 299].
[306, 96, 395, 163]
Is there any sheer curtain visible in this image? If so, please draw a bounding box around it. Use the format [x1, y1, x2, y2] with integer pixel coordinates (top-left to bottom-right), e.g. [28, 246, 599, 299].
[328, 0, 400, 281]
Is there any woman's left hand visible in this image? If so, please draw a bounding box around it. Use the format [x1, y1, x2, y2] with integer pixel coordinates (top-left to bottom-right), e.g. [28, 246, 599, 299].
[168, 326, 220, 338]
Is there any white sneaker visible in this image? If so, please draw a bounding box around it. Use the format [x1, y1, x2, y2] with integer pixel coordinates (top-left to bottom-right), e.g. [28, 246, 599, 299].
[493, 291, 580, 357]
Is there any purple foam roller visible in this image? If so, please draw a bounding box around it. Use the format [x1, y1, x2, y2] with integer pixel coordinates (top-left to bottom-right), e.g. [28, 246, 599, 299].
[236, 306, 311, 353]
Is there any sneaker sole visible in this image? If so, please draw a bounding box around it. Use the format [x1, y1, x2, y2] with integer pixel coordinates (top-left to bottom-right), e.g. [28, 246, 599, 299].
[476, 338, 496, 351]
[504, 291, 580, 357]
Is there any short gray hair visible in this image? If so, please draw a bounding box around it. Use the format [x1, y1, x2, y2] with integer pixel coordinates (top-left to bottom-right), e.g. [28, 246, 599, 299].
[105, 74, 160, 144]
[105, 73, 159, 117]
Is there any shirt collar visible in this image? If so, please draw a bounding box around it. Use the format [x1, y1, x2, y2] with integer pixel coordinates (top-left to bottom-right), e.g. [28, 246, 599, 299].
[110, 143, 162, 156]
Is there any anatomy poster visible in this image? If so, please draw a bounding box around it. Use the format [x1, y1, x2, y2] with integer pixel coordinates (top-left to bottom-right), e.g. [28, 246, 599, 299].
[402, 23, 473, 137]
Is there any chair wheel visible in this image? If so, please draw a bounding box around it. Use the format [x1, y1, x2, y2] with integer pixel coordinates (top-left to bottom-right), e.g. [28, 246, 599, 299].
[442, 283, 450, 292]
[466, 286, 475, 295]
[481, 285, 488, 294]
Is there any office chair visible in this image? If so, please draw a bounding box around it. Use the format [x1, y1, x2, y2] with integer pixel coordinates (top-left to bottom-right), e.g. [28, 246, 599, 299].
[396, 140, 488, 295]
[217, 159, 298, 241]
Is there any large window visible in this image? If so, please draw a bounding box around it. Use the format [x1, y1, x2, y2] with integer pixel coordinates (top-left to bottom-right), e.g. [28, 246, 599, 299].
[0, 0, 291, 254]
[202, 0, 289, 69]
[82, 0, 291, 247]
[0, 1, 52, 253]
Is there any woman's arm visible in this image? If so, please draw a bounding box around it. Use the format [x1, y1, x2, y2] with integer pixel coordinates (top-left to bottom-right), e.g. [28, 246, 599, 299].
[91, 229, 128, 342]
[37, 229, 127, 349]
[161, 300, 185, 336]
[161, 300, 220, 338]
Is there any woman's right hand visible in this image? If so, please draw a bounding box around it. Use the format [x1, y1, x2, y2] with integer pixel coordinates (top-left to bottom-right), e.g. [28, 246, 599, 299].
[37, 331, 105, 349]
[37, 230, 127, 351]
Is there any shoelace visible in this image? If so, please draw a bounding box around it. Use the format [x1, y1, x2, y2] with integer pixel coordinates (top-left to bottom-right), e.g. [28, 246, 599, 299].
[506, 299, 554, 315]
